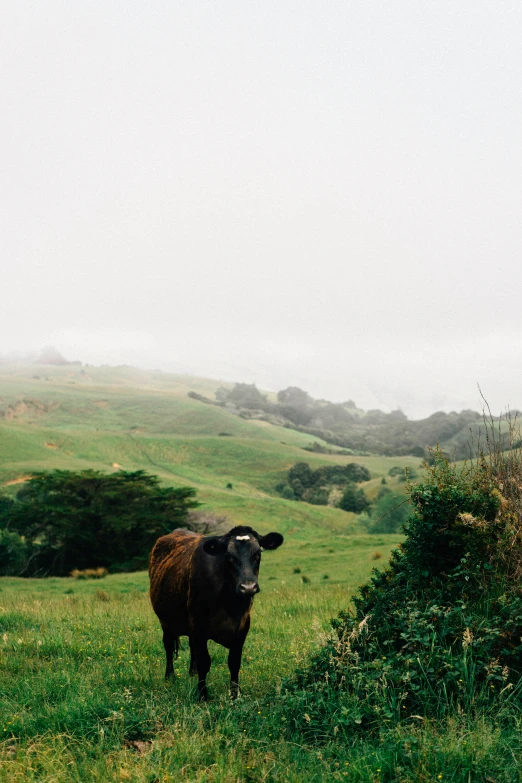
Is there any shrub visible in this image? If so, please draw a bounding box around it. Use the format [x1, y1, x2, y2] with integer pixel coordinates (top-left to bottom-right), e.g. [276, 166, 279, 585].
[287, 462, 313, 489]
[302, 487, 329, 506]
[0, 529, 28, 576]
[277, 484, 297, 500]
[70, 567, 108, 579]
[289, 479, 305, 499]
[338, 483, 369, 513]
[344, 463, 371, 482]
[0, 495, 15, 529]
[283, 431, 522, 735]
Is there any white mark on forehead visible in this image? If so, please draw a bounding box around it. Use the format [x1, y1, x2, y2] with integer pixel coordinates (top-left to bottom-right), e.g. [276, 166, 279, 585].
[235, 535, 250, 541]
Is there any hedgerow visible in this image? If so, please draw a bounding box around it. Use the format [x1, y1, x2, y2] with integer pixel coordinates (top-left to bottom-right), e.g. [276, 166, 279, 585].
[283, 421, 522, 738]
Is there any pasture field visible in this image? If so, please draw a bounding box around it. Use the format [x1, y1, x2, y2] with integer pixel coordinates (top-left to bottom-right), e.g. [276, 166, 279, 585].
[0, 540, 396, 782]
[3, 365, 516, 780]
[1, 547, 519, 783]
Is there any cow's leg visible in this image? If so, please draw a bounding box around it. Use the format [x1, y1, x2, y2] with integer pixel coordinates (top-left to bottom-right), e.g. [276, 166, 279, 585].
[227, 642, 245, 700]
[228, 624, 249, 699]
[162, 628, 178, 679]
[193, 637, 211, 700]
[188, 636, 198, 676]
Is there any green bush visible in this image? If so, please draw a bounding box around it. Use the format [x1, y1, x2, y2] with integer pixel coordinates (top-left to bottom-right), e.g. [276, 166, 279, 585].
[0, 529, 28, 576]
[287, 462, 313, 489]
[283, 446, 522, 735]
[280, 485, 297, 500]
[0, 494, 15, 529]
[338, 483, 369, 513]
[5, 469, 198, 576]
[302, 487, 329, 506]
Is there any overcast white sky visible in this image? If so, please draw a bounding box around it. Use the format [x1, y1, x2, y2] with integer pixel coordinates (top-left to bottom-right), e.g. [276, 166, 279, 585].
[2, 1, 522, 418]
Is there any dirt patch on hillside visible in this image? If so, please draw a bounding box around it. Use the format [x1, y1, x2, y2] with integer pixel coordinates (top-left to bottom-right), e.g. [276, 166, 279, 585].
[45, 442, 59, 449]
[4, 476, 32, 486]
[1, 399, 59, 420]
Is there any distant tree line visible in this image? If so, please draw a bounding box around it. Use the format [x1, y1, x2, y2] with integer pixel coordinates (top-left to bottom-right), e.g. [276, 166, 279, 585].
[275, 460, 371, 510]
[274, 460, 412, 533]
[0, 470, 198, 577]
[192, 382, 495, 459]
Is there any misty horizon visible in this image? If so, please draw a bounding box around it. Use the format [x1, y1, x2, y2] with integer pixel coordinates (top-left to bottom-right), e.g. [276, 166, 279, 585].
[0, 345, 511, 422]
[2, 3, 522, 421]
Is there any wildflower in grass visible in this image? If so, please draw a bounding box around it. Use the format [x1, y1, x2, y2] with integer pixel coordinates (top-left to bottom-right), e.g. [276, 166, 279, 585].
[462, 627, 473, 649]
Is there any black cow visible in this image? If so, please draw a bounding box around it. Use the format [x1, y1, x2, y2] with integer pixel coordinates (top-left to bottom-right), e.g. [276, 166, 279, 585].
[149, 525, 284, 699]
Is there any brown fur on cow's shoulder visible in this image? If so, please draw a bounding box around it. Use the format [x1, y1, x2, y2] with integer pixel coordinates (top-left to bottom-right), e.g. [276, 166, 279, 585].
[149, 528, 202, 637]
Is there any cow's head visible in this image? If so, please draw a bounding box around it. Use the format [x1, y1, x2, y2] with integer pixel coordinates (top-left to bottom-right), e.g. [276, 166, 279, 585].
[202, 525, 284, 597]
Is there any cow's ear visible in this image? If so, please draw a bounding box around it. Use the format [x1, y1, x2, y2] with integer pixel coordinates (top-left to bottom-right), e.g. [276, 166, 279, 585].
[258, 532, 284, 550]
[203, 536, 228, 556]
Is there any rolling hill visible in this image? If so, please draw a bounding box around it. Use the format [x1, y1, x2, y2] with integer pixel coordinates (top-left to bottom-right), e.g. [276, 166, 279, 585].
[0, 362, 419, 546]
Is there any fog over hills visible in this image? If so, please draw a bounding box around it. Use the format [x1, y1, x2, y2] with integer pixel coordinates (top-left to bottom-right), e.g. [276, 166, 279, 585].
[0, 350, 513, 462]
[3, 3, 522, 422]
[0, 345, 487, 420]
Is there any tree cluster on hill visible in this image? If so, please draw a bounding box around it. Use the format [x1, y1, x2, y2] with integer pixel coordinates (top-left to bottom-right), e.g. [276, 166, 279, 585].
[275, 459, 412, 531]
[0, 470, 198, 576]
[190, 382, 492, 458]
[275, 460, 372, 511]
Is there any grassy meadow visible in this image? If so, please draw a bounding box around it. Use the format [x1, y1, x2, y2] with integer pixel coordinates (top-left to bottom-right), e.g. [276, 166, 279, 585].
[0, 541, 402, 782]
[2, 558, 518, 782]
[2, 364, 515, 781]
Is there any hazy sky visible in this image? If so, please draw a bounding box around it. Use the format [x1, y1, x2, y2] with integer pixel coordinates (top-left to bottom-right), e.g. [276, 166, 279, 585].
[2, 1, 522, 418]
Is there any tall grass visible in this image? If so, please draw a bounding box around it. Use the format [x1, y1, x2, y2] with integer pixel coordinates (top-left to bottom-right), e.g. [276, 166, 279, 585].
[2, 546, 522, 781]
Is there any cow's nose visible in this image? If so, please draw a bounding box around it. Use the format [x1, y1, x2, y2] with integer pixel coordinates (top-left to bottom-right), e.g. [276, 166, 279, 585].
[239, 581, 259, 595]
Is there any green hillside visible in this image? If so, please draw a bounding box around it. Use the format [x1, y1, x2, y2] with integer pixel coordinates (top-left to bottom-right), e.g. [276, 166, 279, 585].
[0, 363, 418, 559]
[4, 363, 513, 781]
